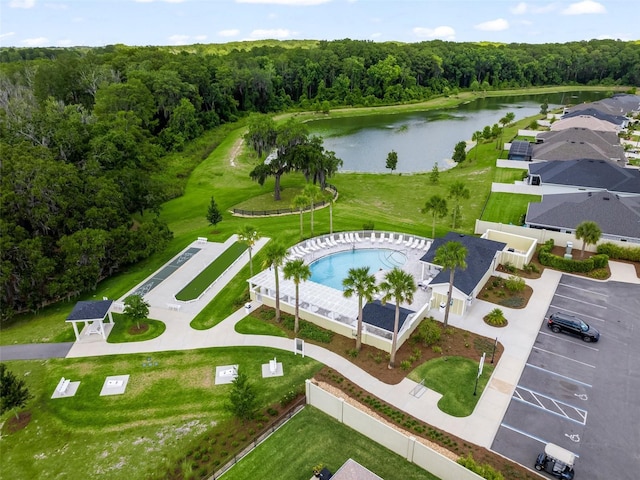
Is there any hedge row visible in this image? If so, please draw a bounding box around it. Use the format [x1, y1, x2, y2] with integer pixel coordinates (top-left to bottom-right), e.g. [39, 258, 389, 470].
[538, 239, 608, 273]
[597, 242, 640, 262]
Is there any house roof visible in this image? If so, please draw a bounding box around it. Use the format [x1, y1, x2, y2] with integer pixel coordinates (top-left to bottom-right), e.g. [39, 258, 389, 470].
[532, 128, 626, 163]
[528, 159, 640, 194]
[508, 140, 533, 158]
[566, 94, 640, 116]
[562, 107, 627, 126]
[332, 458, 383, 480]
[526, 190, 640, 239]
[550, 116, 619, 132]
[362, 300, 414, 333]
[420, 232, 506, 296]
[66, 300, 113, 322]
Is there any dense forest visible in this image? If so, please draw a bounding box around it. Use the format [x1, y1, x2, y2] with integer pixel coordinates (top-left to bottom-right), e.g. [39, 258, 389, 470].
[1, 38, 639, 319]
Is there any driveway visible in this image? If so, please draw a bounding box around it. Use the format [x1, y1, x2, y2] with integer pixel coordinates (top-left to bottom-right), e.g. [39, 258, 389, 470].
[491, 276, 640, 479]
[0, 342, 74, 361]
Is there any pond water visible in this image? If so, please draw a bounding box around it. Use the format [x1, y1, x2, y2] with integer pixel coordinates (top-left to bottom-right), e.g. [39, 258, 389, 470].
[307, 91, 610, 173]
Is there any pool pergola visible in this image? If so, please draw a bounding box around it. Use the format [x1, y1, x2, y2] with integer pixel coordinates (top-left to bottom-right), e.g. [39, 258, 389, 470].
[247, 230, 434, 351]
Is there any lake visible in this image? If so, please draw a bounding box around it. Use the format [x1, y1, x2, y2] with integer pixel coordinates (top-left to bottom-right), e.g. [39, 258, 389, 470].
[306, 91, 610, 173]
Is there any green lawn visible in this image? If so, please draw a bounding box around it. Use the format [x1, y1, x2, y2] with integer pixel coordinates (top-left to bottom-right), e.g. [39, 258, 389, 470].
[175, 242, 248, 301]
[107, 313, 166, 343]
[481, 192, 541, 224]
[1, 347, 321, 480]
[223, 406, 440, 480]
[234, 316, 288, 337]
[408, 356, 494, 417]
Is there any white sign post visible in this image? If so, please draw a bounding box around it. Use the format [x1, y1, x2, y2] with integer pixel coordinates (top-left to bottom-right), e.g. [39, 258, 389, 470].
[474, 352, 486, 396]
[294, 338, 305, 358]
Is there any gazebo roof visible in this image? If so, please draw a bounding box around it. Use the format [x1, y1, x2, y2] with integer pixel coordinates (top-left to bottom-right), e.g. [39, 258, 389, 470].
[66, 300, 113, 322]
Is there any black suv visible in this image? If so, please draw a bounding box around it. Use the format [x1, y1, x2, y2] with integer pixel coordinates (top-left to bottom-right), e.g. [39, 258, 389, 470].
[547, 312, 600, 342]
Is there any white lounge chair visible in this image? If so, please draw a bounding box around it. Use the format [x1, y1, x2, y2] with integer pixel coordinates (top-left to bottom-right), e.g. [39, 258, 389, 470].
[424, 240, 432, 251]
[409, 238, 419, 248]
[355, 232, 362, 242]
[416, 239, 425, 249]
[370, 232, 377, 243]
[386, 233, 395, 243]
[347, 233, 355, 243]
[404, 236, 413, 246]
[396, 235, 403, 245]
[316, 238, 326, 248]
[378, 233, 386, 243]
[338, 233, 346, 243]
[327, 235, 337, 247]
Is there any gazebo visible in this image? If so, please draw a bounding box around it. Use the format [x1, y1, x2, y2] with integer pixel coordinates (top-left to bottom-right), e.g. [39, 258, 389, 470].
[66, 300, 114, 341]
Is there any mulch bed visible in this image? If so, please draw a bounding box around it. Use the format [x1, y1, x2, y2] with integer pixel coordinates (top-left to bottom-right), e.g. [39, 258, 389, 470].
[2, 411, 31, 434]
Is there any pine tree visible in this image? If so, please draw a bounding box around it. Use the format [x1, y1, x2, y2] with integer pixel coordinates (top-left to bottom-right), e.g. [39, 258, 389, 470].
[206, 196, 223, 228]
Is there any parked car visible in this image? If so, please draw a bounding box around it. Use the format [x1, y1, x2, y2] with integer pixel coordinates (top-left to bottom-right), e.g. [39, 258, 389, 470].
[535, 443, 576, 479]
[546, 312, 600, 342]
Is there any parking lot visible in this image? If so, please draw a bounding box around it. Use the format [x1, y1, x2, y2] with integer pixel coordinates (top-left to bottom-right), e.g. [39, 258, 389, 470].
[491, 275, 640, 479]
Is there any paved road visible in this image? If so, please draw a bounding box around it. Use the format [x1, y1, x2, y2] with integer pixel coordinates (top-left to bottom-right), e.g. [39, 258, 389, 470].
[0, 342, 74, 361]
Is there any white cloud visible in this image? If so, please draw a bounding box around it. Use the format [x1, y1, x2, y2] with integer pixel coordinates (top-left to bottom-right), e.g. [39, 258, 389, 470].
[475, 18, 509, 32]
[510, 2, 556, 15]
[511, 2, 527, 14]
[56, 39, 73, 46]
[168, 34, 190, 45]
[22, 37, 49, 46]
[218, 29, 240, 37]
[9, 0, 35, 7]
[413, 26, 456, 41]
[0, 32, 16, 39]
[135, 0, 186, 2]
[370, 32, 382, 39]
[194, 35, 207, 41]
[236, 0, 330, 5]
[249, 28, 294, 39]
[44, 3, 69, 9]
[561, 0, 606, 15]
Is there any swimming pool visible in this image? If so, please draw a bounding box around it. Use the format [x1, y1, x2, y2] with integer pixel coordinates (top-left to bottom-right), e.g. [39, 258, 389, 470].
[309, 248, 407, 290]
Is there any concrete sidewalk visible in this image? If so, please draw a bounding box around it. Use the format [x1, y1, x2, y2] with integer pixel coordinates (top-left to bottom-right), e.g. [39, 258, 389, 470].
[61, 259, 637, 449]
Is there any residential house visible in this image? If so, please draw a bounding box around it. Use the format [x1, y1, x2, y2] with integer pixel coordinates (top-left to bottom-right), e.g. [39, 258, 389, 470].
[531, 128, 627, 164]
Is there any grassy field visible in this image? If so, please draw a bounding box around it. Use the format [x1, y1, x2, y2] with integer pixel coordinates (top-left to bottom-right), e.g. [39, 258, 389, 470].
[481, 192, 542, 224]
[1, 347, 321, 480]
[175, 242, 247, 301]
[408, 357, 494, 417]
[223, 406, 440, 480]
[107, 313, 166, 343]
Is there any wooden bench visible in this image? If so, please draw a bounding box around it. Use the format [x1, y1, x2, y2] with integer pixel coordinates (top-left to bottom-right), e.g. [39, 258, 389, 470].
[56, 377, 71, 395]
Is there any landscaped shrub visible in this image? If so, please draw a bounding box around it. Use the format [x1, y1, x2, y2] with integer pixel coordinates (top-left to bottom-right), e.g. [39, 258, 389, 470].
[400, 360, 412, 371]
[499, 297, 524, 308]
[505, 275, 525, 292]
[522, 263, 539, 274]
[597, 242, 640, 261]
[282, 317, 333, 343]
[416, 318, 441, 346]
[538, 239, 608, 273]
[484, 308, 507, 327]
[458, 454, 505, 480]
[363, 221, 375, 230]
[502, 262, 516, 273]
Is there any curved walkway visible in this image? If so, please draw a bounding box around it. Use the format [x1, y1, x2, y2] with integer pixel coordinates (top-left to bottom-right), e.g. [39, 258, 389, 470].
[3, 255, 638, 450]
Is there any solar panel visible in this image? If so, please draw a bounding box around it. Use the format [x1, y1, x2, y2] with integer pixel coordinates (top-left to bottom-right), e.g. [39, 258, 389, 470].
[510, 141, 533, 157]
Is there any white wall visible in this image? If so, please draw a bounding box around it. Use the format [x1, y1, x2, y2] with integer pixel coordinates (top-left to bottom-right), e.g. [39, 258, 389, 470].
[305, 381, 485, 480]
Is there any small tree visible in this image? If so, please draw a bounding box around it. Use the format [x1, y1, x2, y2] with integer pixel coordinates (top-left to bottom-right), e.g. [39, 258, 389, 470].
[540, 102, 549, 115]
[575, 221, 602, 258]
[0, 363, 32, 420]
[433, 241, 468, 328]
[342, 266, 378, 351]
[379, 267, 416, 369]
[422, 195, 448, 239]
[226, 371, 259, 423]
[448, 181, 470, 229]
[303, 183, 321, 236]
[452, 141, 467, 163]
[283, 259, 311, 334]
[292, 194, 308, 239]
[263, 240, 288, 322]
[385, 150, 398, 173]
[123, 294, 150, 330]
[237, 225, 259, 277]
[429, 161, 440, 184]
[472, 130, 482, 161]
[206, 196, 223, 228]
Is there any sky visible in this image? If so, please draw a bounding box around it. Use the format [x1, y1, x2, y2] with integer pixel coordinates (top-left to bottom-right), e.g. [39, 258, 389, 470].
[0, 0, 637, 48]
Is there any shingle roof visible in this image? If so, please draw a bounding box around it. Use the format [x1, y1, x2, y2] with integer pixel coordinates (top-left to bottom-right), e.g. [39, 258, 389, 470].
[566, 94, 640, 116]
[66, 300, 113, 322]
[362, 300, 414, 333]
[550, 116, 619, 132]
[533, 128, 626, 163]
[562, 107, 627, 126]
[420, 232, 506, 296]
[526, 191, 640, 239]
[528, 159, 640, 194]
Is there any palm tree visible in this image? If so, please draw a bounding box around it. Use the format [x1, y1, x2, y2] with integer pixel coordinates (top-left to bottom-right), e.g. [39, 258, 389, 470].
[379, 267, 416, 369]
[291, 194, 308, 239]
[575, 221, 602, 259]
[422, 195, 448, 239]
[303, 183, 321, 236]
[328, 194, 335, 234]
[262, 240, 288, 322]
[433, 241, 468, 328]
[448, 181, 470, 229]
[237, 225, 259, 277]
[472, 130, 482, 161]
[342, 267, 378, 351]
[283, 259, 311, 334]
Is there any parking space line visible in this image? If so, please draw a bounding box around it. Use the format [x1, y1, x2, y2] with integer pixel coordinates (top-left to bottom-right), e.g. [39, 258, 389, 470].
[525, 363, 593, 388]
[532, 347, 596, 368]
[559, 282, 608, 297]
[553, 293, 606, 309]
[548, 304, 605, 323]
[500, 423, 548, 445]
[538, 331, 599, 351]
[514, 386, 588, 425]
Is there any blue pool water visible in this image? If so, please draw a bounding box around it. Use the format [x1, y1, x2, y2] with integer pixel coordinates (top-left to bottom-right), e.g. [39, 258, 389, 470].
[309, 248, 407, 290]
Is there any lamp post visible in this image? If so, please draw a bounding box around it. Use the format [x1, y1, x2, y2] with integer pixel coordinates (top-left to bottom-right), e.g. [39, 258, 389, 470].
[491, 337, 498, 364]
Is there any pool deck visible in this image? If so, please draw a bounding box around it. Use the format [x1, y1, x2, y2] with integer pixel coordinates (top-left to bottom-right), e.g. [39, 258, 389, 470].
[247, 231, 434, 333]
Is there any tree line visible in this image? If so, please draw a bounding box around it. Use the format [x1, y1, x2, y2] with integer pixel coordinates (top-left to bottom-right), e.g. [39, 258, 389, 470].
[1, 38, 637, 319]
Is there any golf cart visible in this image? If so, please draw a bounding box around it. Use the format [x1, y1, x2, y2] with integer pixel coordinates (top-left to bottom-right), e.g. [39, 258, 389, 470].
[535, 443, 576, 479]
